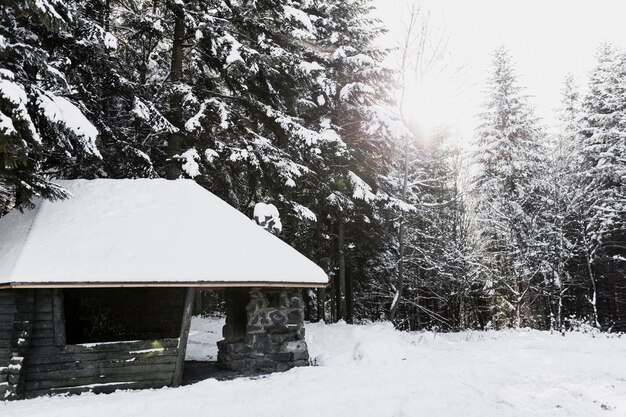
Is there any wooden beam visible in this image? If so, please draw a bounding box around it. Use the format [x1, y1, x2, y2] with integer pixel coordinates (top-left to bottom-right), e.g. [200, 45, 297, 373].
[51, 289, 66, 347]
[0, 281, 328, 290]
[171, 287, 195, 387]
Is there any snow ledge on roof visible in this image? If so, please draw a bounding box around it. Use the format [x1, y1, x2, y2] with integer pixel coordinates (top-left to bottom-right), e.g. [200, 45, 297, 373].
[0, 179, 328, 287]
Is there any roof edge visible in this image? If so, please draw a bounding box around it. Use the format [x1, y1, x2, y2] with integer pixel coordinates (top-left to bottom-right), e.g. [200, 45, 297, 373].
[0, 281, 329, 290]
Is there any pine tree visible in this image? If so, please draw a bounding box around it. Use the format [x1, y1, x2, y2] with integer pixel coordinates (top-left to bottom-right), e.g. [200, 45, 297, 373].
[0, 0, 104, 210]
[472, 47, 548, 328]
[537, 75, 592, 330]
[579, 43, 626, 330]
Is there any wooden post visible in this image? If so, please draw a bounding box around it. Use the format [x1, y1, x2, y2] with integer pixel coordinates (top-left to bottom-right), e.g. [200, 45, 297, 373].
[51, 289, 66, 347]
[172, 287, 195, 387]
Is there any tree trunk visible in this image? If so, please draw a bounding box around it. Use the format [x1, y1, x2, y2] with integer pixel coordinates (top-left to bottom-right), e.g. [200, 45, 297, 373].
[330, 276, 336, 323]
[315, 217, 326, 322]
[585, 251, 600, 328]
[167, 2, 185, 180]
[193, 291, 202, 315]
[317, 287, 326, 322]
[390, 137, 410, 321]
[346, 266, 354, 323]
[104, 0, 111, 32]
[337, 218, 346, 321]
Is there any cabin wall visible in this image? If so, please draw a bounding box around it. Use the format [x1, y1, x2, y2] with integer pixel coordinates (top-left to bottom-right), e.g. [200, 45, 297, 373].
[1, 288, 186, 399]
[0, 289, 34, 400]
[22, 338, 180, 398]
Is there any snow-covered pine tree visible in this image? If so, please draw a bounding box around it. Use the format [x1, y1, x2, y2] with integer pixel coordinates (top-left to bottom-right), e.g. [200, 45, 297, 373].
[579, 43, 626, 330]
[0, 0, 104, 210]
[304, 0, 401, 322]
[374, 126, 484, 330]
[541, 74, 588, 331]
[541, 75, 588, 330]
[115, 0, 399, 322]
[472, 47, 549, 328]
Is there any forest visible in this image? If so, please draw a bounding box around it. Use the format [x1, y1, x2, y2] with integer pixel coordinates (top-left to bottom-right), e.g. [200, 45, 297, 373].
[1, 0, 624, 332]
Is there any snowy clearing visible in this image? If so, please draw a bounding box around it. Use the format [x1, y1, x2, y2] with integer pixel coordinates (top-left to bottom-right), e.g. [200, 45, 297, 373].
[3, 317, 626, 417]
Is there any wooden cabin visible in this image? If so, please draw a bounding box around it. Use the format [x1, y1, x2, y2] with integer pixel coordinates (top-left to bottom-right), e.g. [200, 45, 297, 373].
[0, 179, 327, 400]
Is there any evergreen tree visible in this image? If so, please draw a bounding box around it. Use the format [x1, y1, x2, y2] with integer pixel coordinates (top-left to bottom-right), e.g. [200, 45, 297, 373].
[579, 43, 626, 330]
[373, 128, 484, 330]
[0, 0, 104, 210]
[543, 75, 587, 330]
[472, 47, 548, 328]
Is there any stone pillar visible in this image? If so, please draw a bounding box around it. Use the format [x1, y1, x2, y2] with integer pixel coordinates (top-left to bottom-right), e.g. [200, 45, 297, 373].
[217, 288, 309, 372]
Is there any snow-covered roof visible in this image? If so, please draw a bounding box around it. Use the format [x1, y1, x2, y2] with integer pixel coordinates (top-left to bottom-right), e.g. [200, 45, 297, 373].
[0, 179, 328, 288]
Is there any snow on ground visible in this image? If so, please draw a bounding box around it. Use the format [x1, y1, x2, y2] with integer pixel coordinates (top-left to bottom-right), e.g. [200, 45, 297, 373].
[3, 317, 626, 417]
[185, 315, 223, 361]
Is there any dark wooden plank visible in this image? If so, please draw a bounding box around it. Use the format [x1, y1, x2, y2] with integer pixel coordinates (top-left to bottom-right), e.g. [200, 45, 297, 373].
[0, 292, 15, 303]
[0, 322, 14, 331]
[25, 362, 177, 381]
[172, 287, 195, 387]
[25, 379, 173, 398]
[62, 338, 180, 352]
[32, 312, 53, 321]
[12, 321, 32, 332]
[24, 371, 176, 391]
[25, 347, 179, 365]
[0, 304, 16, 313]
[29, 337, 55, 347]
[51, 289, 66, 346]
[31, 321, 54, 330]
[31, 329, 54, 339]
[25, 355, 177, 373]
[27, 338, 179, 356]
[33, 288, 52, 296]
[0, 313, 15, 322]
[33, 302, 52, 313]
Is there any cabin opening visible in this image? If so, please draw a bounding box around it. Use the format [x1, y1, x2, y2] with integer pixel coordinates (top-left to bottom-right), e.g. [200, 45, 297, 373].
[180, 289, 229, 384]
[63, 288, 185, 344]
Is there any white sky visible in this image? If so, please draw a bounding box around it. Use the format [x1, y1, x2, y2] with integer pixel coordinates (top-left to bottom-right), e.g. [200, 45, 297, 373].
[373, 0, 626, 142]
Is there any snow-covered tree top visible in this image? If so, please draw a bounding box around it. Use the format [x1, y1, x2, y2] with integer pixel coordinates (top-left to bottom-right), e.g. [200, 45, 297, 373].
[0, 179, 328, 287]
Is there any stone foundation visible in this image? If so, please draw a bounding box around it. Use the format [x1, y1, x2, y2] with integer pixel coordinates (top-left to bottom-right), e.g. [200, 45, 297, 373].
[217, 288, 309, 372]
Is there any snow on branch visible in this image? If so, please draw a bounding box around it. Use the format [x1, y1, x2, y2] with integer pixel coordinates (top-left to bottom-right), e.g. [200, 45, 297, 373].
[37, 92, 101, 157]
[132, 97, 178, 133]
[348, 171, 376, 203]
[283, 5, 316, 39]
[0, 78, 40, 142]
[292, 202, 317, 222]
[186, 99, 230, 132]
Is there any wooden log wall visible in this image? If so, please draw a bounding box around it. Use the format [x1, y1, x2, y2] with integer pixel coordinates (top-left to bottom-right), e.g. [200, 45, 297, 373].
[0, 289, 35, 400]
[23, 338, 179, 398]
[1, 288, 186, 399]
[0, 289, 17, 399]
